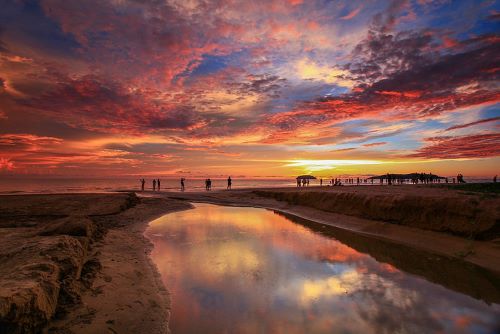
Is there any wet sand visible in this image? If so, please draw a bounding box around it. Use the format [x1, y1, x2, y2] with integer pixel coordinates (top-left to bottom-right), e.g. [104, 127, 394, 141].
[0, 185, 499, 333]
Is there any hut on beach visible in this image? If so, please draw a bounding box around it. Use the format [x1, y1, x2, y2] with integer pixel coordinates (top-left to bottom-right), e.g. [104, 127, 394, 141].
[296, 175, 316, 186]
[296, 175, 317, 180]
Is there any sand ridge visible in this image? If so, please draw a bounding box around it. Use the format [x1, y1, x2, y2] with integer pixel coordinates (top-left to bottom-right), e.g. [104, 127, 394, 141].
[0, 193, 191, 334]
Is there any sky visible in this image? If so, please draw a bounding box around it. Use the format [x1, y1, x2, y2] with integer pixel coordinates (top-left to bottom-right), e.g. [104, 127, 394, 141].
[0, 0, 499, 178]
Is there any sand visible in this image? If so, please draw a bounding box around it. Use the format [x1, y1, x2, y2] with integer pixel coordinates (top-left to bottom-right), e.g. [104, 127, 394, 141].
[0, 184, 498, 332]
[0, 193, 191, 333]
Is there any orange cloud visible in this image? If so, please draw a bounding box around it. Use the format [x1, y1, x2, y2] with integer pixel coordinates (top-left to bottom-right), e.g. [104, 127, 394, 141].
[363, 142, 387, 147]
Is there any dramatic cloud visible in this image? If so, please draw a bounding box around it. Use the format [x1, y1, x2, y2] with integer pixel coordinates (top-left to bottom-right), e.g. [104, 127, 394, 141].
[237, 75, 287, 97]
[0, 0, 499, 176]
[263, 32, 500, 142]
[445, 117, 500, 131]
[408, 134, 500, 159]
[21, 75, 206, 134]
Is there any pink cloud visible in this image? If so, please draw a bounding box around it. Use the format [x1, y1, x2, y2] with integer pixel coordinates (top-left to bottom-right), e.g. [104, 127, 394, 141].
[408, 134, 500, 159]
[363, 142, 387, 147]
[340, 6, 363, 20]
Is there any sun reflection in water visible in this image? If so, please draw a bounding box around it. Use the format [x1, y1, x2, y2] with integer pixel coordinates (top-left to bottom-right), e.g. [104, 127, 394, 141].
[146, 204, 500, 334]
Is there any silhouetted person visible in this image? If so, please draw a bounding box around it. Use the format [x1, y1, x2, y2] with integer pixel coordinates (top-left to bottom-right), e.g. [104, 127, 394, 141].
[157, 179, 161, 191]
[205, 179, 209, 191]
[320, 178, 323, 186]
[208, 178, 212, 190]
[297, 179, 301, 187]
[227, 176, 232, 190]
[493, 175, 497, 183]
[181, 178, 185, 191]
[153, 179, 156, 191]
[140, 179, 145, 191]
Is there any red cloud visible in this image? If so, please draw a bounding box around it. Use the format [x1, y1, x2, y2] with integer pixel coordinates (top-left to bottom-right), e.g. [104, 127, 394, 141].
[444, 117, 500, 131]
[377, 90, 422, 98]
[408, 133, 500, 159]
[0, 134, 63, 150]
[0, 157, 15, 171]
[21, 76, 206, 134]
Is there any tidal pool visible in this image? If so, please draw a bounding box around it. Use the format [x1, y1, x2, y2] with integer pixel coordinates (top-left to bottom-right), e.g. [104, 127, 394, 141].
[146, 204, 500, 334]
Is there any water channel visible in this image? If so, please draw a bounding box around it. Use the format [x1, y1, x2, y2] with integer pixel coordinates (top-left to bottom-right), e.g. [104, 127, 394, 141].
[146, 204, 500, 333]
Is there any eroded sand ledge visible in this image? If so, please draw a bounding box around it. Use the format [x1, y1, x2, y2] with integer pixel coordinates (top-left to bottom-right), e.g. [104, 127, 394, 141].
[0, 193, 191, 334]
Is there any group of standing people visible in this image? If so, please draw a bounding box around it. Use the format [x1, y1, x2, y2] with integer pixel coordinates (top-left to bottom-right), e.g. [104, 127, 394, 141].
[204, 176, 232, 191]
[296, 178, 310, 187]
[140, 178, 161, 191]
[140, 177, 233, 192]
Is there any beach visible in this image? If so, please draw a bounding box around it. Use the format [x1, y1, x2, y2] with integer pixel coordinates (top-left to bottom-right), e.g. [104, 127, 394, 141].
[1, 184, 499, 333]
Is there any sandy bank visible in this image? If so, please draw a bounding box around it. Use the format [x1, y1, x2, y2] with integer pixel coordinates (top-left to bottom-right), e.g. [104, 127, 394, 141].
[255, 185, 500, 239]
[0, 193, 191, 334]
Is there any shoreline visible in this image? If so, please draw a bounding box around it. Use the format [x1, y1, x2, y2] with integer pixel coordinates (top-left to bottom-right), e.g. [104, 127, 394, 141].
[1, 180, 497, 196]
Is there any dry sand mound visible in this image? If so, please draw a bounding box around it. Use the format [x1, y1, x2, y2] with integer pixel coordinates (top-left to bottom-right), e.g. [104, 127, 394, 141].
[0, 193, 136, 333]
[0, 218, 96, 333]
[254, 189, 500, 239]
[0, 193, 192, 334]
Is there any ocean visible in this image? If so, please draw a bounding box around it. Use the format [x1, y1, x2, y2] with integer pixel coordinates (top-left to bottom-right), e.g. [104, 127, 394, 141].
[0, 177, 296, 194]
[0, 176, 494, 194]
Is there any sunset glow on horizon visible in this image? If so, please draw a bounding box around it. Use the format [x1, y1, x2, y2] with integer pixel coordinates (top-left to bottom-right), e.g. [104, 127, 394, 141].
[0, 0, 499, 177]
